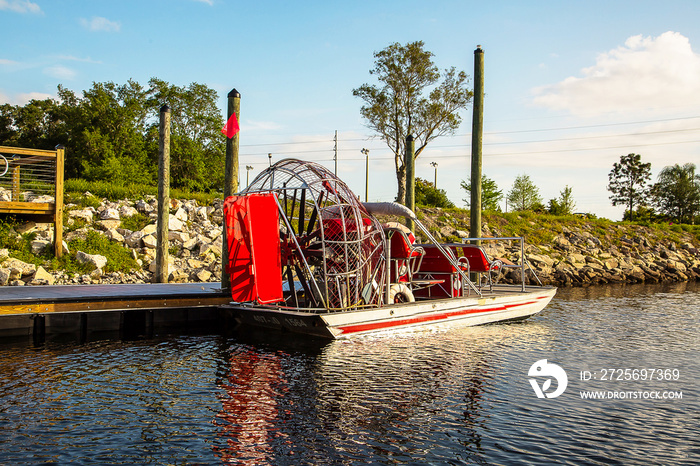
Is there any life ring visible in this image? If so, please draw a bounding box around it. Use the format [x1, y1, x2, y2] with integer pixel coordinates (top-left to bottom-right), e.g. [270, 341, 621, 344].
[389, 283, 415, 303]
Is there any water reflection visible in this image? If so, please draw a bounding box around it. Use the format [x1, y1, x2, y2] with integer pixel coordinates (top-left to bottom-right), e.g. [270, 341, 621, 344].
[213, 321, 557, 464]
[0, 282, 696, 464]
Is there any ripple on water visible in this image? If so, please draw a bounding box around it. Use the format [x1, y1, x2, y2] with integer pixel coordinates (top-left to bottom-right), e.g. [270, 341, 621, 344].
[0, 282, 697, 464]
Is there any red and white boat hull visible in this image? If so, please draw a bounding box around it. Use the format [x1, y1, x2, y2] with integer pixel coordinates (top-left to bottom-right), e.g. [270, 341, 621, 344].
[227, 285, 556, 339]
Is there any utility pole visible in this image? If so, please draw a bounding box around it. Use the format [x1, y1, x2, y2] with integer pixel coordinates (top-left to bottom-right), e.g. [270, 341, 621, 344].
[334, 130, 338, 176]
[246, 165, 253, 187]
[431, 161, 438, 188]
[361, 148, 370, 201]
[470, 45, 484, 246]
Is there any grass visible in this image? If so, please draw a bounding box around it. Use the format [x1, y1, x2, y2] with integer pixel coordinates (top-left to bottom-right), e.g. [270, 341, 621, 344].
[65, 179, 220, 205]
[53, 230, 139, 274]
[120, 213, 151, 232]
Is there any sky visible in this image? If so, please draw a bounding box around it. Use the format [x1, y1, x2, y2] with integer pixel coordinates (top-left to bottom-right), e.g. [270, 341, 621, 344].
[2, 0, 699, 221]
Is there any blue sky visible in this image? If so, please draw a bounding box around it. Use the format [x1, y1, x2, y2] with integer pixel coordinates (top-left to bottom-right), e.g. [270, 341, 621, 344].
[2, 0, 700, 220]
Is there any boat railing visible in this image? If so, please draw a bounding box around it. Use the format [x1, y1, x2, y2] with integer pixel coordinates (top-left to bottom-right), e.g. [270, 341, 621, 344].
[458, 237, 543, 291]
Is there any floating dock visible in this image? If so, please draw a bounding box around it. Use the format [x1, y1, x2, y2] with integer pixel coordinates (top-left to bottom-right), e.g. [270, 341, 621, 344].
[0, 283, 232, 341]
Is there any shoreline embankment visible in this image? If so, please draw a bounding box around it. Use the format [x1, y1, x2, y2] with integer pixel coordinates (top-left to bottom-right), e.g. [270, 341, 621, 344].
[1, 199, 699, 288]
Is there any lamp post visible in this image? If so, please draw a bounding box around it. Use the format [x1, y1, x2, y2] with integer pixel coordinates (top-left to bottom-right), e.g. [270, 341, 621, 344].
[361, 148, 370, 202]
[246, 165, 253, 187]
[268, 153, 272, 167]
[430, 161, 438, 188]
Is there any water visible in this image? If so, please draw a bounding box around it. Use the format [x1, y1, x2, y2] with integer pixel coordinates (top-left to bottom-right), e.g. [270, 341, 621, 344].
[0, 282, 697, 465]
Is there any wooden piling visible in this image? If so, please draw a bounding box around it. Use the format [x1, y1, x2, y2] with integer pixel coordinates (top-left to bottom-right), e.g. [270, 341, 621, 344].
[156, 104, 171, 283]
[470, 45, 484, 246]
[222, 89, 241, 291]
[54, 145, 64, 257]
[405, 134, 415, 230]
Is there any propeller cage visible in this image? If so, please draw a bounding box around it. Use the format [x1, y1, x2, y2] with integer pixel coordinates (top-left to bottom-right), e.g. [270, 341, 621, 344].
[242, 159, 388, 311]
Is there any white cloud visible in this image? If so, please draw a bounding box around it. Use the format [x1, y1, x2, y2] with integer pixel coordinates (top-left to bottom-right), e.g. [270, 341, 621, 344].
[0, 58, 19, 65]
[193, 0, 214, 5]
[0, 0, 41, 14]
[80, 16, 121, 32]
[43, 64, 77, 80]
[532, 32, 700, 117]
[56, 55, 102, 64]
[0, 90, 54, 105]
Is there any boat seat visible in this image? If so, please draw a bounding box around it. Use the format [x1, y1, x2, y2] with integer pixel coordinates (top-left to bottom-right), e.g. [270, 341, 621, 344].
[460, 245, 503, 291]
[384, 225, 425, 283]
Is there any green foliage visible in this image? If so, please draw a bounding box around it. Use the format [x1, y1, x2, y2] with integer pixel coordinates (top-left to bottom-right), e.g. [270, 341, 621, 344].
[64, 178, 218, 205]
[0, 217, 23, 251]
[120, 213, 151, 232]
[415, 177, 455, 208]
[353, 41, 472, 204]
[548, 186, 576, 215]
[0, 218, 50, 267]
[652, 163, 700, 224]
[461, 175, 503, 210]
[2, 78, 225, 192]
[607, 153, 652, 221]
[64, 230, 139, 273]
[506, 174, 543, 211]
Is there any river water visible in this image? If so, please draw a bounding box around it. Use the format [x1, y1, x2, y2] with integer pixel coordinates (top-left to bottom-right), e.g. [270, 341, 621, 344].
[0, 282, 697, 465]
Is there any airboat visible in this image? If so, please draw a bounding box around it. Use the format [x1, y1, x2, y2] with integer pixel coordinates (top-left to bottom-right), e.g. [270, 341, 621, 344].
[222, 159, 556, 339]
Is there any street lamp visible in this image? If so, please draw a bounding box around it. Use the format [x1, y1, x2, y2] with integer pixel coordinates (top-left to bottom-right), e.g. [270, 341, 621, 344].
[430, 161, 438, 188]
[246, 165, 254, 187]
[268, 153, 272, 167]
[361, 148, 370, 202]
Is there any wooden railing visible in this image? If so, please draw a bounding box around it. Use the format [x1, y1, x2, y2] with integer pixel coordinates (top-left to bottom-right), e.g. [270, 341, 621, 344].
[0, 145, 64, 257]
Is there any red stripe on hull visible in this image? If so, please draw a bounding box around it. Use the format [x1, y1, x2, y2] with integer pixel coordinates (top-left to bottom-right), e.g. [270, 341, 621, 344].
[337, 300, 538, 335]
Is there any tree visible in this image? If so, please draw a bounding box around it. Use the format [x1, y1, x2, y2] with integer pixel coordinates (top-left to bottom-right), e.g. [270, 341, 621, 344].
[607, 153, 652, 221]
[460, 175, 503, 210]
[146, 78, 226, 191]
[67, 80, 151, 184]
[353, 41, 472, 204]
[652, 163, 700, 223]
[506, 174, 543, 211]
[548, 186, 576, 215]
[415, 178, 455, 208]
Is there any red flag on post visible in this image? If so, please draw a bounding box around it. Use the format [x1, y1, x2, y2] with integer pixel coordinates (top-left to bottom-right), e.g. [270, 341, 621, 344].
[221, 112, 240, 138]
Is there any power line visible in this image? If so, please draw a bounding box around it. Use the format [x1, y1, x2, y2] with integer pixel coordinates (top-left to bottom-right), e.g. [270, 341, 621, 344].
[238, 116, 700, 154]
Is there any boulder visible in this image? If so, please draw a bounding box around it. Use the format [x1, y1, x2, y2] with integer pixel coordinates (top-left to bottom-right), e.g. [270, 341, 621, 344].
[100, 208, 120, 220]
[76, 251, 108, 270]
[141, 224, 157, 236]
[68, 208, 94, 223]
[169, 231, 190, 243]
[2, 258, 36, 277]
[0, 268, 9, 286]
[142, 234, 157, 249]
[194, 269, 212, 282]
[29, 266, 55, 285]
[31, 239, 50, 255]
[119, 205, 138, 217]
[125, 231, 145, 248]
[105, 228, 125, 243]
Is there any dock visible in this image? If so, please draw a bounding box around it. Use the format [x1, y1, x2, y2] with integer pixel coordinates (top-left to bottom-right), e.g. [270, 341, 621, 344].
[0, 283, 233, 341]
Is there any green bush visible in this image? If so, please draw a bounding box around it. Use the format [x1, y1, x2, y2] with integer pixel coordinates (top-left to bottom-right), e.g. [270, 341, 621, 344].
[121, 213, 151, 232]
[61, 230, 139, 273]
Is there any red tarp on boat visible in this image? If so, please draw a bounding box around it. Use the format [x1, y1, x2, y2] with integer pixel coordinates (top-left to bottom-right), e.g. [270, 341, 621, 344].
[224, 193, 283, 304]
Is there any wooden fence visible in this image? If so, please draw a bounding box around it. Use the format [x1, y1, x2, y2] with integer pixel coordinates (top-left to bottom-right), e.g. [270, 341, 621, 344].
[0, 145, 65, 257]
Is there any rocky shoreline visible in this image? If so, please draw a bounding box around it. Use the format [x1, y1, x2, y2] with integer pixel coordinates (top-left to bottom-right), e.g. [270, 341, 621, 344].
[1, 197, 699, 288]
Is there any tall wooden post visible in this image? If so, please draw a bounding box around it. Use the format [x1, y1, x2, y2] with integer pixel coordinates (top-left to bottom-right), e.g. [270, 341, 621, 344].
[155, 104, 171, 283]
[222, 89, 241, 291]
[470, 45, 484, 245]
[54, 145, 64, 257]
[405, 134, 415, 230]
